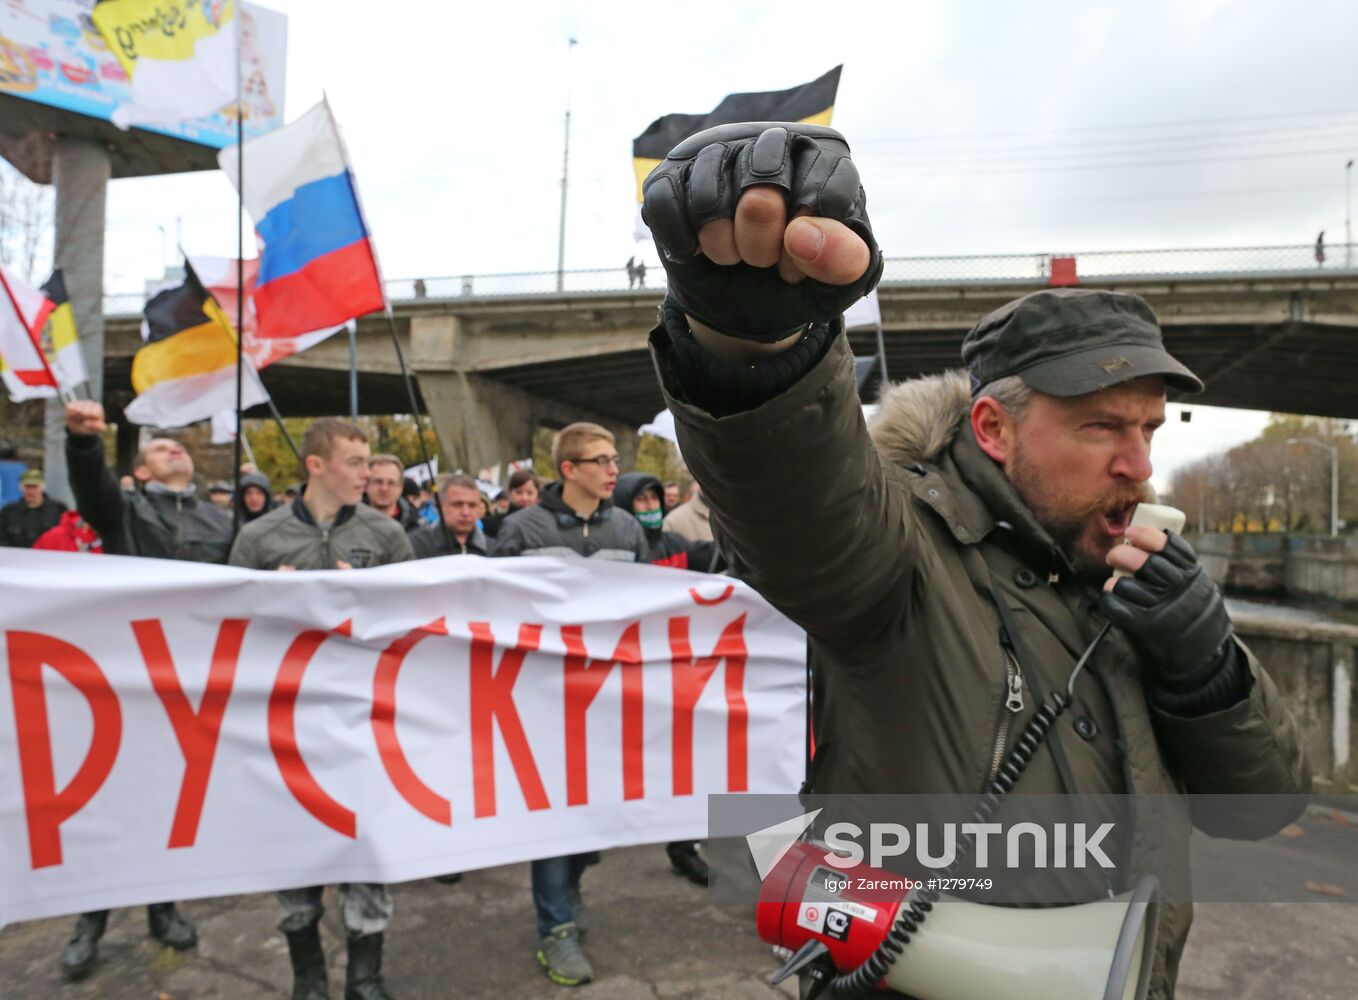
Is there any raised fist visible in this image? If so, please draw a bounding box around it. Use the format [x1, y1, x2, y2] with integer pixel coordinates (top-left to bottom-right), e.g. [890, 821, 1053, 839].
[65, 400, 107, 436]
[642, 122, 883, 342]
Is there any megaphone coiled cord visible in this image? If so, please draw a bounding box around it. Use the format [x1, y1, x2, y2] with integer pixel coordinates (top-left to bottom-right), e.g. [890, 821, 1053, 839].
[826, 689, 1074, 996]
[824, 621, 1112, 996]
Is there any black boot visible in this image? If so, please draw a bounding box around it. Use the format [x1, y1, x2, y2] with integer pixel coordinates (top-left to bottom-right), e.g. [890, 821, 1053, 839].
[667, 841, 710, 886]
[345, 932, 394, 1000]
[147, 902, 198, 950]
[285, 922, 330, 1000]
[59, 910, 108, 982]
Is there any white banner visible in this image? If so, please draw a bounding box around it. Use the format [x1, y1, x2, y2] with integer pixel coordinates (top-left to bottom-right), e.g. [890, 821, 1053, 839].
[0, 550, 805, 927]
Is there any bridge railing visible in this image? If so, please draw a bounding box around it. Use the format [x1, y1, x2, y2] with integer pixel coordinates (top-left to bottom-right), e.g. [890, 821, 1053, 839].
[103, 243, 1358, 315]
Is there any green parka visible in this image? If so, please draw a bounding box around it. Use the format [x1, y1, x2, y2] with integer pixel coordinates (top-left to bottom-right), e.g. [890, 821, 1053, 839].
[655, 330, 1308, 999]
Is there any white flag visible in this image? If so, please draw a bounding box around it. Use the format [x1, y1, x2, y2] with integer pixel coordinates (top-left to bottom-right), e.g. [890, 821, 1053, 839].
[0, 264, 58, 402]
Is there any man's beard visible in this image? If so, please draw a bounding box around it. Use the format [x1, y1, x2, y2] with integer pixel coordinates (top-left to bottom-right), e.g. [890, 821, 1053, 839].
[1007, 447, 1153, 584]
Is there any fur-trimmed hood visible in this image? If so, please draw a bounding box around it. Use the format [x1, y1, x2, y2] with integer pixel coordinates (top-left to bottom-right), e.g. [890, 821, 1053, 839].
[868, 369, 971, 468]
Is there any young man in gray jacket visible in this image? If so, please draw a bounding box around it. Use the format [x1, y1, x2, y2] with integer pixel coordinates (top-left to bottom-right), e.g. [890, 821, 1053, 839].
[230, 419, 414, 572]
[230, 419, 412, 1000]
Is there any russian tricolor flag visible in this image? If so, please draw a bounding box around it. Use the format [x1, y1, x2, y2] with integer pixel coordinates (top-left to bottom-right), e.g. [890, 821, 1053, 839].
[218, 101, 386, 340]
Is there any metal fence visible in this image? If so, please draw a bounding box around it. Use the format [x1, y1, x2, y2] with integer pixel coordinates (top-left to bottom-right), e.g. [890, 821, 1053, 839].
[103, 243, 1358, 315]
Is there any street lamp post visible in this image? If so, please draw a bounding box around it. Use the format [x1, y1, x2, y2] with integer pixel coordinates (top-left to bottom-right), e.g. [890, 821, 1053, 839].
[1347, 158, 1354, 269]
[1286, 437, 1340, 537]
[555, 37, 578, 294]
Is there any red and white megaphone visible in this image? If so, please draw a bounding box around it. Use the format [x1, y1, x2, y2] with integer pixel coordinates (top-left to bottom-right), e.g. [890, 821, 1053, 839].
[756, 840, 1159, 1000]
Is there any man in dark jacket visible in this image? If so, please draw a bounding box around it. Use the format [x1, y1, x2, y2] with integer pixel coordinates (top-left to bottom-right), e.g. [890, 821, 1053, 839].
[0, 468, 67, 547]
[491, 423, 649, 988]
[492, 427, 648, 564]
[57, 400, 213, 980]
[640, 123, 1307, 999]
[64, 400, 232, 562]
[408, 470, 483, 888]
[230, 418, 411, 1000]
[410, 473, 490, 557]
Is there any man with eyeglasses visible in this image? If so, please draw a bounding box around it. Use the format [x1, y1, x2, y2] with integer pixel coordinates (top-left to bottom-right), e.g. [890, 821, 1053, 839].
[491, 422, 648, 565]
[490, 422, 648, 987]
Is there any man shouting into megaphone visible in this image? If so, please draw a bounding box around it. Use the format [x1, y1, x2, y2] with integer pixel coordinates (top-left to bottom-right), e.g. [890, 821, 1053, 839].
[642, 123, 1307, 999]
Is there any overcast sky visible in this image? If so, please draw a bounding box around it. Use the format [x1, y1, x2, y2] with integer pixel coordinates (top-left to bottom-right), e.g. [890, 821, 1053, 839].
[95, 0, 1358, 485]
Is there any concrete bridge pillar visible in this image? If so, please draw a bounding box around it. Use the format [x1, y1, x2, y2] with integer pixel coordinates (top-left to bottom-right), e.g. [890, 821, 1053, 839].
[411, 314, 641, 477]
[419, 370, 636, 476]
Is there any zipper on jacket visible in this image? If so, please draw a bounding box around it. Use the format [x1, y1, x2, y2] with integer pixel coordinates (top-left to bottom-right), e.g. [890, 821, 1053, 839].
[322, 526, 330, 567]
[174, 495, 185, 556]
[987, 627, 1026, 782]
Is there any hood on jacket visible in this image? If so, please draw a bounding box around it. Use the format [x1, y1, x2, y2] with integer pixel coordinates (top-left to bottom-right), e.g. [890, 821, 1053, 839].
[868, 369, 972, 469]
[612, 472, 664, 518]
[236, 472, 273, 502]
[236, 471, 274, 522]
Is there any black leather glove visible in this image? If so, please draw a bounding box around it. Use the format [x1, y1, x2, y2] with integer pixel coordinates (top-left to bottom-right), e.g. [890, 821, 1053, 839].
[642, 122, 884, 342]
[1098, 532, 1235, 693]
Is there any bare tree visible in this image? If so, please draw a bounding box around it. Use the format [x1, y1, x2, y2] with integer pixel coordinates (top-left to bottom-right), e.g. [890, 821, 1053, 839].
[1171, 415, 1358, 534]
[0, 159, 53, 282]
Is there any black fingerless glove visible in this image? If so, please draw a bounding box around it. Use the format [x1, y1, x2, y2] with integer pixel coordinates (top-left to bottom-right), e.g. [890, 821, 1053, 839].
[653, 300, 835, 418]
[642, 122, 884, 342]
[1098, 532, 1236, 693]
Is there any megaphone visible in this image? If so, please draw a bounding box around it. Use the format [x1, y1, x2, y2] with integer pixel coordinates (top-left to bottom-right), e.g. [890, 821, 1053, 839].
[757, 841, 1159, 1000]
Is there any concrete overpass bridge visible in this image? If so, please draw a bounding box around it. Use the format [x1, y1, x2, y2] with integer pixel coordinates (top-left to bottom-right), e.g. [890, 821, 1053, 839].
[100, 244, 1358, 473]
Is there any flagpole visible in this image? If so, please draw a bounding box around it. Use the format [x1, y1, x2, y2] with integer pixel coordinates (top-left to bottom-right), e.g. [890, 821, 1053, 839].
[264, 396, 302, 464]
[874, 319, 889, 384]
[382, 309, 453, 552]
[323, 93, 453, 553]
[232, 5, 245, 536]
[348, 322, 358, 420]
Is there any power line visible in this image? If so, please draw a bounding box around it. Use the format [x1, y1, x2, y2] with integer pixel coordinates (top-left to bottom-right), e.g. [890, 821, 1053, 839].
[859, 124, 1358, 164]
[849, 107, 1358, 146]
[858, 144, 1358, 177]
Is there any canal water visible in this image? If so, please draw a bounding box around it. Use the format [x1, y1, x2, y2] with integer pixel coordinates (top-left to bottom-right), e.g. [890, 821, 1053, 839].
[1227, 596, 1358, 628]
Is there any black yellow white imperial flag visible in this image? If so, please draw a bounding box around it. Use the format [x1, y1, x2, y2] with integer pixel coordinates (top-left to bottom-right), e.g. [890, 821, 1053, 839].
[631, 66, 842, 240]
[40, 269, 88, 391]
[125, 262, 269, 428]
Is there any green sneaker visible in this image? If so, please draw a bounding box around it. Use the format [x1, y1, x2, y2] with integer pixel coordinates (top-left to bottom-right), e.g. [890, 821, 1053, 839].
[536, 922, 593, 986]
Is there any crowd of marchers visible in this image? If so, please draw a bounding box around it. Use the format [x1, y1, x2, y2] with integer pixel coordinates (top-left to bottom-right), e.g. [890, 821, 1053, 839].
[1, 400, 726, 997]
